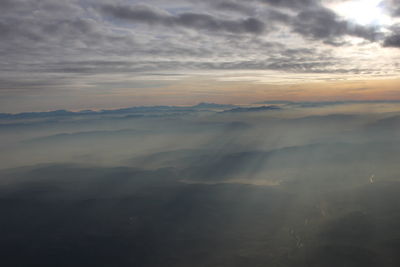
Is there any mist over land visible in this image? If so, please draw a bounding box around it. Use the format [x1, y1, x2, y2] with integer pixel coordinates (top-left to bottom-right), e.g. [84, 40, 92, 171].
[1, 0, 400, 265]
[1, 102, 400, 266]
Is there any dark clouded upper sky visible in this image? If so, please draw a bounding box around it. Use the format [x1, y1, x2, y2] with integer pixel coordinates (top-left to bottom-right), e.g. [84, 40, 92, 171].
[1, 0, 400, 112]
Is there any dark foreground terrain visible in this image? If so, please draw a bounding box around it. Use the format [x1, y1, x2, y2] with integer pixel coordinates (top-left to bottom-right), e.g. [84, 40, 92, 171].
[1, 102, 400, 266]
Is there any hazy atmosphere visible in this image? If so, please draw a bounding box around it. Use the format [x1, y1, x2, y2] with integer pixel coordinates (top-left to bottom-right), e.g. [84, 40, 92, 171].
[1, 0, 400, 267]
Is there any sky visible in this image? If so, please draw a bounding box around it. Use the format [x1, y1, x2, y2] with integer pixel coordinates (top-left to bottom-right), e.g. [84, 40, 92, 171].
[1, 0, 400, 112]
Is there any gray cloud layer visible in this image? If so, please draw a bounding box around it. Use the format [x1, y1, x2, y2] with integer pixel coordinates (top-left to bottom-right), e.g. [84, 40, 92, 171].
[292, 7, 380, 42]
[100, 4, 266, 34]
[0, 0, 399, 97]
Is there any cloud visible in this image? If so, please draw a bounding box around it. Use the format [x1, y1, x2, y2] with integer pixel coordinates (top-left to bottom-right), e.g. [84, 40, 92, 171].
[100, 4, 266, 34]
[383, 33, 400, 47]
[260, 0, 318, 9]
[291, 5, 380, 42]
[0, 0, 399, 101]
[212, 1, 255, 15]
[383, 25, 400, 47]
[383, 0, 400, 17]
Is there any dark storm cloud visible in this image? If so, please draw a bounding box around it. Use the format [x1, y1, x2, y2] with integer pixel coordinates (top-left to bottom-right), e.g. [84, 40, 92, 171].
[187, 0, 380, 44]
[260, 0, 318, 9]
[100, 4, 266, 34]
[212, 1, 255, 15]
[101, 2, 381, 44]
[383, 34, 400, 47]
[264, 9, 291, 23]
[212, 0, 381, 44]
[383, 25, 400, 47]
[260, 0, 382, 44]
[383, 0, 400, 17]
[291, 6, 380, 42]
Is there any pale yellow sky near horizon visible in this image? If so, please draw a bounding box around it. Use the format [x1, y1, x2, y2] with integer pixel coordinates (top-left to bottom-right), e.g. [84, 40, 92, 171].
[1, 78, 399, 113]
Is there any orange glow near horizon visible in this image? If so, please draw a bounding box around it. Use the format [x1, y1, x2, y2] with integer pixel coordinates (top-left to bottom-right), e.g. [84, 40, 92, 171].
[1, 78, 399, 113]
[151, 78, 400, 106]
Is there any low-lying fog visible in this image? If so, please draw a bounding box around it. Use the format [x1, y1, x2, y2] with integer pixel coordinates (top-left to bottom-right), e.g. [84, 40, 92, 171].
[1, 101, 400, 266]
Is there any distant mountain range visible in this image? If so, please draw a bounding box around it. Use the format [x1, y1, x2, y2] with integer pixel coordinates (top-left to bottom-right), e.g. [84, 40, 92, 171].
[192, 102, 236, 109]
[0, 103, 236, 120]
[221, 105, 281, 113]
[256, 100, 400, 107]
[3, 100, 400, 120]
